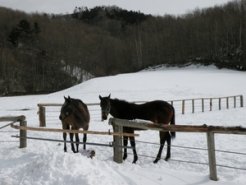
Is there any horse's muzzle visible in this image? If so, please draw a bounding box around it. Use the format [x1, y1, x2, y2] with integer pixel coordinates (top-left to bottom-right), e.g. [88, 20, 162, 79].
[101, 114, 108, 121]
[59, 115, 63, 120]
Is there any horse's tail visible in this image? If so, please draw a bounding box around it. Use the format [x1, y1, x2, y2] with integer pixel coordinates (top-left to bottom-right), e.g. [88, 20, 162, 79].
[170, 106, 176, 139]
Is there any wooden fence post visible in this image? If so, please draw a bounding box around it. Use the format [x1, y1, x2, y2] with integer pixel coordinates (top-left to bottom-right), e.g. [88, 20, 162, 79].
[111, 119, 123, 163]
[206, 132, 218, 181]
[38, 105, 46, 127]
[202, 99, 204, 112]
[218, 98, 221, 110]
[234, 96, 236, 108]
[240, 95, 244, 107]
[226, 97, 229, 109]
[182, 100, 185, 114]
[192, 99, 195, 113]
[210, 98, 212, 111]
[19, 118, 27, 148]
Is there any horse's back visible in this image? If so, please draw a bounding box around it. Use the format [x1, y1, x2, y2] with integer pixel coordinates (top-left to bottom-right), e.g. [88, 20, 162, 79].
[72, 99, 90, 130]
[139, 100, 174, 124]
[78, 100, 90, 123]
[141, 100, 173, 112]
[110, 98, 174, 124]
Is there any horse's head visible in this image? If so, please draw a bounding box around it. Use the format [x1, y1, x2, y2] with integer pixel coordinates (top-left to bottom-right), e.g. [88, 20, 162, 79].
[59, 96, 74, 121]
[99, 94, 111, 121]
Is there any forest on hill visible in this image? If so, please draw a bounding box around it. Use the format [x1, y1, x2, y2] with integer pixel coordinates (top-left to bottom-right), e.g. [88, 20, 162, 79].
[0, 0, 245, 95]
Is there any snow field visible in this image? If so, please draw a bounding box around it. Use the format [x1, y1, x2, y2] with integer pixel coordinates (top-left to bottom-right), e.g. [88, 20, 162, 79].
[0, 66, 246, 185]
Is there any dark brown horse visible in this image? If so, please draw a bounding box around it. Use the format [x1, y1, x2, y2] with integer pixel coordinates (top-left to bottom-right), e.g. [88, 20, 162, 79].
[99, 94, 175, 163]
[59, 96, 90, 153]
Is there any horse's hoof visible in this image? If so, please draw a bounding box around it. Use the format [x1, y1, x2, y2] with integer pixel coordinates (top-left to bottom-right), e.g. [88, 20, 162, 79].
[153, 158, 160, 163]
[165, 156, 170, 161]
[132, 157, 138, 164]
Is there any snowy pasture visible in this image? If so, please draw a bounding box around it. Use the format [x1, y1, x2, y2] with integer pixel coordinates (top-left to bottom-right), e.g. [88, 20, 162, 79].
[0, 66, 246, 185]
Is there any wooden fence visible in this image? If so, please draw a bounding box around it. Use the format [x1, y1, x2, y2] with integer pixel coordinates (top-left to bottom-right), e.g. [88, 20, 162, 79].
[37, 95, 244, 127]
[2, 115, 246, 181]
[2, 115, 138, 156]
[109, 118, 246, 181]
[0, 115, 27, 148]
[37, 103, 98, 127]
[174, 95, 244, 114]
[1, 115, 138, 160]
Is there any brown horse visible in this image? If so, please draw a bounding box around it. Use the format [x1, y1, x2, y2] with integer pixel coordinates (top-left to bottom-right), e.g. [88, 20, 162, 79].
[59, 96, 90, 153]
[99, 94, 175, 163]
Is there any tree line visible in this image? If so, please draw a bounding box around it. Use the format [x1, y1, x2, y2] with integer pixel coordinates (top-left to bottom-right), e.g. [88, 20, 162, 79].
[0, 0, 245, 95]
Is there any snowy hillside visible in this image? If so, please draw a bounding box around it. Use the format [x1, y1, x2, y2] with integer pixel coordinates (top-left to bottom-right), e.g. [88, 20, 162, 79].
[0, 66, 246, 185]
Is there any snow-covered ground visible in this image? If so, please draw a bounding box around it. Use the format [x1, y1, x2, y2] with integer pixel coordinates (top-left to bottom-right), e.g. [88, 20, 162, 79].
[0, 66, 246, 185]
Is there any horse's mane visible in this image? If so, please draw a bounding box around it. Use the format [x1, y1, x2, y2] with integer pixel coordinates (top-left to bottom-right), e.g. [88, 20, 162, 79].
[110, 98, 139, 117]
[111, 98, 127, 103]
[68, 98, 89, 122]
[111, 98, 136, 107]
[70, 98, 87, 109]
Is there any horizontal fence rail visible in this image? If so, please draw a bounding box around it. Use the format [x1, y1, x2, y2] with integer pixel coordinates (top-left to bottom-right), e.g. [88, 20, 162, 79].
[37, 95, 244, 127]
[10, 124, 139, 137]
[0, 121, 16, 129]
[0, 115, 26, 122]
[109, 118, 246, 181]
[0, 115, 27, 148]
[11, 135, 133, 149]
[109, 118, 246, 135]
[130, 138, 246, 172]
[7, 117, 136, 163]
[2, 115, 246, 181]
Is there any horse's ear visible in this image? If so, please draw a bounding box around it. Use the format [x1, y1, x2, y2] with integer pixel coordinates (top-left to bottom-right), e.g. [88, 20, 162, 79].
[64, 96, 67, 101]
[108, 94, 111, 99]
[68, 96, 71, 99]
[99, 95, 102, 100]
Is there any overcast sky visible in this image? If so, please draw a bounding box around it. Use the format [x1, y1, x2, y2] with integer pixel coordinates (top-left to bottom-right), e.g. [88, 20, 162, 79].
[0, 0, 233, 16]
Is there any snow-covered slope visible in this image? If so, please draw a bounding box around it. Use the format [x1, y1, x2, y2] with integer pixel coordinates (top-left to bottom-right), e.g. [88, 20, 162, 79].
[0, 66, 246, 185]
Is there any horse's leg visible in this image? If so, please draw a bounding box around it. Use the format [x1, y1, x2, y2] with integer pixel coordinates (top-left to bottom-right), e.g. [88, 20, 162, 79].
[75, 132, 79, 152]
[83, 133, 87, 150]
[70, 132, 76, 153]
[62, 123, 69, 152]
[63, 132, 67, 152]
[165, 133, 171, 161]
[123, 136, 128, 160]
[129, 135, 138, 163]
[154, 131, 166, 163]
